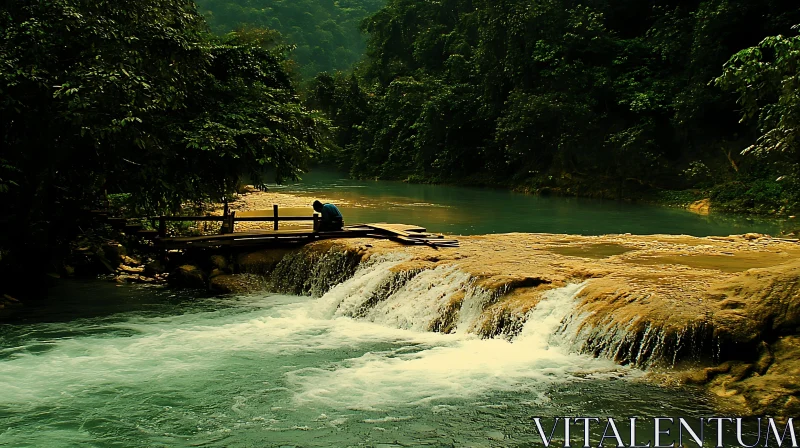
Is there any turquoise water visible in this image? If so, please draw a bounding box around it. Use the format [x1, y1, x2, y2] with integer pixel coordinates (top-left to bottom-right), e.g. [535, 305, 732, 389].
[269, 170, 785, 236]
[0, 270, 752, 447]
[0, 176, 774, 447]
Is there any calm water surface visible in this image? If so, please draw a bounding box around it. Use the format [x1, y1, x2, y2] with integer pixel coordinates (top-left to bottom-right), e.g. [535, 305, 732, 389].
[269, 170, 785, 236]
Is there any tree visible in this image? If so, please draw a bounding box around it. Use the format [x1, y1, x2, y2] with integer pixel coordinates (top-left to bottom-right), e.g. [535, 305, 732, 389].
[319, 0, 800, 202]
[715, 26, 800, 170]
[0, 0, 325, 295]
[195, 0, 385, 79]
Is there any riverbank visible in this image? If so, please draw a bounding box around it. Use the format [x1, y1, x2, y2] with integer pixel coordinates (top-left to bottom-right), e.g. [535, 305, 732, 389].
[379, 170, 800, 224]
[169, 219, 800, 416]
[26, 186, 800, 417]
[187, 187, 800, 414]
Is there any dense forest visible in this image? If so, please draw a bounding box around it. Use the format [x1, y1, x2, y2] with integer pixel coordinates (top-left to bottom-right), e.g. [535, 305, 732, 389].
[307, 0, 800, 214]
[195, 0, 384, 79]
[0, 0, 324, 296]
[1, 0, 799, 298]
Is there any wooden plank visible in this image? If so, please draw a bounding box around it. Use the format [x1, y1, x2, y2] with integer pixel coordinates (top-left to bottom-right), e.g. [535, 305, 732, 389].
[220, 208, 229, 235]
[344, 225, 375, 231]
[236, 207, 312, 217]
[375, 223, 428, 233]
[234, 216, 315, 222]
[153, 222, 454, 250]
[166, 233, 329, 249]
[363, 223, 427, 237]
[368, 223, 428, 233]
[363, 224, 455, 246]
[158, 228, 374, 245]
[160, 216, 226, 222]
[157, 214, 316, 223]
[405, 233, 445, 239]
[389, 235, 459, 247]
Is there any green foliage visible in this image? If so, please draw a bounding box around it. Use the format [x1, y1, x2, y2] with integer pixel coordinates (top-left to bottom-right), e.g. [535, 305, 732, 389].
[0, 158, 19, 194]
[195, 0, 385, 79]
[0, 0, 325, 293]
[710, 179, 795, 215]
[715, 25, 800, 172]
[307, 0, 800, 211]
[306, 71, 370, 164]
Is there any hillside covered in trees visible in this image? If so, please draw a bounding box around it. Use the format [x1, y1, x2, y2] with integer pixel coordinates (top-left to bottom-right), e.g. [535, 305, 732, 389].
[195, 0, 384, 78]
[0, 0, 324, 296]
[2, 0, 799, 298]
[308, 0, 800, 215]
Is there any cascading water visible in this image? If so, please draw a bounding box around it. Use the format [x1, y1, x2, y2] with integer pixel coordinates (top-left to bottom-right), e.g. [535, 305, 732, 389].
[243, 248, 710, 369]
[556, 306, 716, 369]
[289, 264, 630, 411]
[314, 255, 589, 340]
[0, 257, 726, 447]
[307, 254, 672, 367]
[314, 254, 478, 332]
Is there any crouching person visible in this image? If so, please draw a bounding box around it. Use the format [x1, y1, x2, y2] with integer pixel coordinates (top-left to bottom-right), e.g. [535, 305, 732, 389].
[313, 200, 344, 231]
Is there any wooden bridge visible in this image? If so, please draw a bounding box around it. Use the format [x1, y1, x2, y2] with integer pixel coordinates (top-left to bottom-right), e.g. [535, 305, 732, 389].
[89, 205, 458, 249]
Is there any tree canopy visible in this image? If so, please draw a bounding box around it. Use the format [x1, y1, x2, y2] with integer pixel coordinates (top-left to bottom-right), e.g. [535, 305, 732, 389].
[2, 0, 800, 298]
[716, 26, 800, 180]
[0, 0, 325, 289]
[309, 0, 800, 212]
[195, 0, 385, 79]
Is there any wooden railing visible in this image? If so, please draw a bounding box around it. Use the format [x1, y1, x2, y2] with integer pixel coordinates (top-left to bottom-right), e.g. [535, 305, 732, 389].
[153, 204, 320, 238]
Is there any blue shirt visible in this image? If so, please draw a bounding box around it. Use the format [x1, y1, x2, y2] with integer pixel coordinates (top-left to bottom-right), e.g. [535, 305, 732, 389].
[321, 203, 343, 223]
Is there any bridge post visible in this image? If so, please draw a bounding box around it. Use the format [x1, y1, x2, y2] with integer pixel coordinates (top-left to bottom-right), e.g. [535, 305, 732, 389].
[313, 213, 320, 232]
[273, 204, 279, 231]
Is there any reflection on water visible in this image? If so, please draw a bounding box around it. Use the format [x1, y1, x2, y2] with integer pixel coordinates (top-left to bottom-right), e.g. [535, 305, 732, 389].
[269, 170, 786, 237]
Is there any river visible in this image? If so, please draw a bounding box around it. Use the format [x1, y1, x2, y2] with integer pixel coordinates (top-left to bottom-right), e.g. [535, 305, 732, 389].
[269, 170, 785, 237]
[0, 175, 774, 447]
[2, 272, 738, 447]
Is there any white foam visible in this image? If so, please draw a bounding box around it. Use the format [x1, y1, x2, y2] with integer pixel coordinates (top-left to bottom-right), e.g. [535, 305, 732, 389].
[0, 263, 629, 417]
[308, 253, 411, 320]
[288, 282, 627, 410]
[359, 265, 472, 330]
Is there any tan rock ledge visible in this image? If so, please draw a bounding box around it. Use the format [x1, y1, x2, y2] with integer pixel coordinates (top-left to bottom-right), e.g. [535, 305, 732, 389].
[293, 232, 800, 416]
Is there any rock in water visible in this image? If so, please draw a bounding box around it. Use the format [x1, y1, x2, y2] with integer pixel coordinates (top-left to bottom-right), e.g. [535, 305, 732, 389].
[688, 198, 711, 215]
[209, 274, 264, 293]
[169, 265, 206, 289]
[209, 255, 230, 272]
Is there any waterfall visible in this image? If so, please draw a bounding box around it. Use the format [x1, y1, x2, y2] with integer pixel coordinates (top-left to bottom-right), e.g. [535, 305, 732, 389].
[290, 271, 625, 410]
[556, 314, 715, 369]
[293, 251, 711, 369]
[311, 255, 480, 332]
[311, 255, 586, 342]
